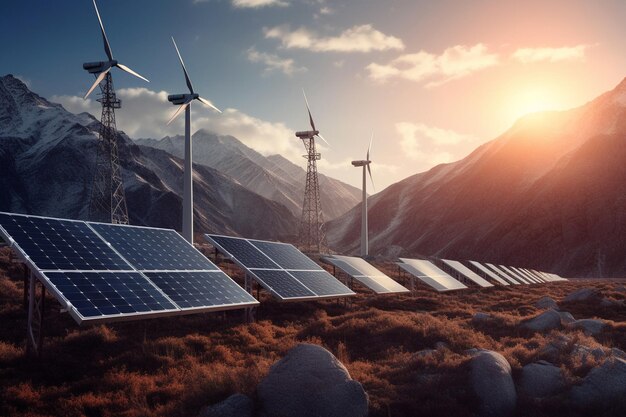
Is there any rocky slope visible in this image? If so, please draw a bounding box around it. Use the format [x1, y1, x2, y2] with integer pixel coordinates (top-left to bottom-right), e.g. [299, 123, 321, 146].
[328, 78, 626, 278]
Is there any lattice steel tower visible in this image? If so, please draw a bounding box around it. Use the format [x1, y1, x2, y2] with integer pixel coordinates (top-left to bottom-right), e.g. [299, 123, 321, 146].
[295, 91, 329, 253]
[88, 73, 129, 224]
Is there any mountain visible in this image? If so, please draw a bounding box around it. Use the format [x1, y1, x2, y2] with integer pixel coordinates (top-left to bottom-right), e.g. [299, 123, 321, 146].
[0, 74, 297, 240]
[327, 78, 626, 278]
[135, 130, 362, 221]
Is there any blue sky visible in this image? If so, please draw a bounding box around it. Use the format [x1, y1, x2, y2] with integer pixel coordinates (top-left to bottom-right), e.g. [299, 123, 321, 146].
[2, 0, 626, 190]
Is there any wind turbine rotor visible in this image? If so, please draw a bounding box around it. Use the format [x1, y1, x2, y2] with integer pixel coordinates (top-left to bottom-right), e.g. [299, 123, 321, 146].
[172, 37, 194, 94]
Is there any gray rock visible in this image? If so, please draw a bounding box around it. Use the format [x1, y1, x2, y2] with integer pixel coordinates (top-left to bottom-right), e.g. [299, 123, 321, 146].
[416, 348, 436, 358]
[257, 344, 368, 417]
[522, 309, 573, 331]
[615, 284, 626, 292]
[538, 334, 573, 361]
[470, 350, 517, 417]
[563, 288, 600, 303]
[611, 348, 626, 360]
[569, 319, 606, 335]
[572, 344, 606, 366]
[557, 311, 575, 324]
[435, 341, 449, 350]
[472, 312, 492, 323]
[600, 298, 624, 307]
[571, 358, 626, 407]
[535, 296, 558, 310]
[520, 361, 565, 398]
[198, 394, 253, 417]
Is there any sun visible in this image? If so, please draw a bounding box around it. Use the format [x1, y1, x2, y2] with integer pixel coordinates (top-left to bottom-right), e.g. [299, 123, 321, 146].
[507, 88, 561, 122]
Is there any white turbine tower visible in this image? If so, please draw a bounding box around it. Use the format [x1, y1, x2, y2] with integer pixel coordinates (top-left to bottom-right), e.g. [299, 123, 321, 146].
[351, 134, 375, 257]
[167, 37, 221, 244]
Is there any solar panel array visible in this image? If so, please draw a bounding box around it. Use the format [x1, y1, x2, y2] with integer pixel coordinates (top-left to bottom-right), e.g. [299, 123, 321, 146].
[441, 259, 494, 288]
[205, 234, 355, 301]
[469, 261, 510, 286]
[326, 255, 410, 294]
[397, 258, 467, 292]
[0, 212, 258, 324]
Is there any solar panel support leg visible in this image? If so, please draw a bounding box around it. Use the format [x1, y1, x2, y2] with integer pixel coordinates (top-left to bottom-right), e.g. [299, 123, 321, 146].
[26, 272, 45, 358]
[244, 274, 256, 323]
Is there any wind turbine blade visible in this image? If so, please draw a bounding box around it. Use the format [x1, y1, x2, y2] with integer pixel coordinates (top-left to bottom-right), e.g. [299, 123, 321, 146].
[171, 37, 194, 94]
[367, 131, 373, 161]
[84, 68, 110, 99]
[302, 89, 316, 131]
[93, 0, 113, 61]
[316, 133, 330, 147]
[166, 102, 190, 125]
[197, 96, 222, 113]
[367, 164, 375, 192]
[116, 63, 149, 83]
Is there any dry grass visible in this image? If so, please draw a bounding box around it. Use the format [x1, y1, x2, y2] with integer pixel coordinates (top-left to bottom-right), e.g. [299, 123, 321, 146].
[0, 248, 625, 417]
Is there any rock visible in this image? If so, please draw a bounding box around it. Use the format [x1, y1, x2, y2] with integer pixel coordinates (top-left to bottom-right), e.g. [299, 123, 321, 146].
[522, 309, 573, 332]
[472, 312, 492, 323]
[416, 348, 436, 358]
[557, 311, 575, 324]
[569, 319, 606, 336]
[198, 394, 253, 417]
[519, 361, 565, 398]
[563, 288, 601, 303]
[615, 284, 626, 292]
[470, 350, 517, 417]
[435, 341, 449, 350]
[572, 344, 606, 366]
[611, 348, 626, 360]
[571, 358, 626, 407]
[535, 296, 558, 310]
[257, 344, 368, 417]
[600, 298, 624, 307]
[538, 334, 573, 361]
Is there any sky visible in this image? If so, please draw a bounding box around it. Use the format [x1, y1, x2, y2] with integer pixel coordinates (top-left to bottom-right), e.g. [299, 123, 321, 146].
[2, 0, 626, 191]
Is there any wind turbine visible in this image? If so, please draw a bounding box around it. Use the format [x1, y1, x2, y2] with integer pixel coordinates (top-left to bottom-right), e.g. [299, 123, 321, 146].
[167, 37, 222, 244]
[83, 0, 149, 99]
[351, 134, 375, 257]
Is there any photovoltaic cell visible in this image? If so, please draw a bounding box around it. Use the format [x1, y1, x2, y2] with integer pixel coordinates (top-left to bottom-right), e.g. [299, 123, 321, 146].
[441, 259, 494, 288]
[90, 223, 217, 271]
[45, 271, 177, 318]
[144, 271, 257, 309]
[398, 258, 467, 292]
[209, 235, 279, 269]
[469, 261, 510, 286]
[326, 255, 410, 294]
[0, 213, 129, 271]
[250, 240, 322, 270]
[249, 269, 316, 299]
[288, 270, 355, 297]
[500, 265, 531, 284]
[484, 263, 520, 285]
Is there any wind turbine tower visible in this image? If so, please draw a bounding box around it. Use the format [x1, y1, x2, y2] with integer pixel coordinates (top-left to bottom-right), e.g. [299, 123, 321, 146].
[167, 37, 222, 244]
[84, 0, 149, 224]
[351, 135, 374, 257]
[295, 91, 329, 254]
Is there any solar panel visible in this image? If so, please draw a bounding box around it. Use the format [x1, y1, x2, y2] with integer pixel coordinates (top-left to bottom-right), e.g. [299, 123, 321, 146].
[206, 234, 355, 301]
[0, 212, 258, 324]
[398, 258, 467, 292]
[208, 235, 279, 269]
[485, 263, 521, 285]
[144, 271, 257, 310]
[45, 271, 177, 319]
[91, 223, 218, 271]
[469, 261, 510, 286]
[441, 259, 494, 288]
[327, 255, 410, 294]
[524, 269, 546, 282]
[513, 267, 540, 283]
[0, 212, 130, 271]
[500, 265, 531, 284]
[519, 268, 544, 283]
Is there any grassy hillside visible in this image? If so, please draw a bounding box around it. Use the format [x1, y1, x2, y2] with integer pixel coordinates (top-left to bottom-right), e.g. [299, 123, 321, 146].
[1, 247, 625, 417]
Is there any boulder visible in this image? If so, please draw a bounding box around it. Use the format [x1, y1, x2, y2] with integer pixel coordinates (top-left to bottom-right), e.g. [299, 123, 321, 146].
[568, 319, 606, 336]
[257, 344, 368, 417]
[538, 334, 573, 361]
[563, 288, 600, 303]
[571, 358, 626, 407]
[535, 296, 558, 310]
[572, 344, 606, 365]
[522, 309, 573, 332]
[198, 394, 253, 417]
[470, 350, 516, 417]
[519, 361, 565, 398]
[611, 348, 626, 360]
[472, 312, 492, 323]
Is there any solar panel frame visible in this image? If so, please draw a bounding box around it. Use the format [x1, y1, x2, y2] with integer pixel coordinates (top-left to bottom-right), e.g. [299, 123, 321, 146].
[206, 234, 355, 301]
[441, 259, 494, 288]
[326, 255, 410, 294]
[469, 261, 510, 286]
[397, 258, 467, 292]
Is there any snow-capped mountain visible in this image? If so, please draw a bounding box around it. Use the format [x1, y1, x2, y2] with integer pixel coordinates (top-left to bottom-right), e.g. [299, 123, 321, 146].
[135, 130, 362, 221]
[0, 74, 297, 240]
[327, 78, 626, 278]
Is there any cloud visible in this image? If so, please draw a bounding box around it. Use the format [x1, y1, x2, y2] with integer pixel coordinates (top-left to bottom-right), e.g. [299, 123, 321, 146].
[366, 43, 499, 87]
[51, 87, 304, 165]
[395, 122, 479, 167]
[264, 24, 405, 53]
[511, 45, 589, 63]
[246, 47, 306, 76]
[194, 0, 288, 7]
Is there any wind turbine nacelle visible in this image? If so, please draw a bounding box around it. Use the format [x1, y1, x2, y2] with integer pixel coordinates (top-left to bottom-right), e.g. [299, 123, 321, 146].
[83, 60, 116, 74]
[352, 160, 368, 167]
[295, 130, 319, 139]
[168, 93, 198, 105]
